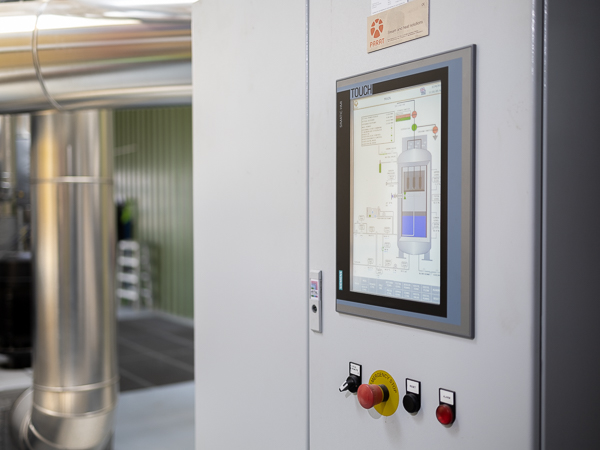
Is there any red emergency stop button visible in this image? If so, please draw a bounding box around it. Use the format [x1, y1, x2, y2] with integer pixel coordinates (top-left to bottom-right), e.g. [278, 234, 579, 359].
[436, 403, 454, 425]
[357, 384, 389, 409]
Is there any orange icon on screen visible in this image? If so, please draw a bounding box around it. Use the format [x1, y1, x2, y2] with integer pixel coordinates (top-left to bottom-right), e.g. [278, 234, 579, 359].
[371, 18, 384, 38]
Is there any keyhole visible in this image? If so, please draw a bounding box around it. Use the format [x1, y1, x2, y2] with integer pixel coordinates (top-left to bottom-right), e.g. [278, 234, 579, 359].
[312, 305, 318, 313]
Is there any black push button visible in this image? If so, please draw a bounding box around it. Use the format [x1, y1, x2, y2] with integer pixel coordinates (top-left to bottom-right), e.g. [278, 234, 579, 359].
[402, 392, 420, 413]
[403, 378, 421, 414]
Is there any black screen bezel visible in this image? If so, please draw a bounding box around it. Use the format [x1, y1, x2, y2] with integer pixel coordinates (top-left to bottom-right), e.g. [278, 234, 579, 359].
[336, 67, 449, 317]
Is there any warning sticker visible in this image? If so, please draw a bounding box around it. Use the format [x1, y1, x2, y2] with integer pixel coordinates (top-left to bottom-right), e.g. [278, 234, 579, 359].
[367, 0, 429, 53]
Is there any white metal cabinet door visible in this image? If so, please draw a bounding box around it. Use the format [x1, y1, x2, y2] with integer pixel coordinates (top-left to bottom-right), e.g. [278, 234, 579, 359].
[193, 1, 309, 448]
[308, 0, 540, 449]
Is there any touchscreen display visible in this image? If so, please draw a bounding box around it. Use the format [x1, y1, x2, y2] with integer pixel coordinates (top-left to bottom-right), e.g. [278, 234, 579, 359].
[336, 46, 475, 337]
[350, 81, 442, 305]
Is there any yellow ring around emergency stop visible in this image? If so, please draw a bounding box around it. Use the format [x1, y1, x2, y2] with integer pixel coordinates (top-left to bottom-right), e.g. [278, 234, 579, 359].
[369, 370, 399, 417]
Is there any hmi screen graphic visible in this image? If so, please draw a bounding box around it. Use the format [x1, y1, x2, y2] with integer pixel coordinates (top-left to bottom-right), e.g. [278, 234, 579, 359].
[351, 80, 443, 306]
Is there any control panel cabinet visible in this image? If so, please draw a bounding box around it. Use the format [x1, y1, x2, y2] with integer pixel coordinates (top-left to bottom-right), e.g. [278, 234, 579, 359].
[309, 0, 540, 449]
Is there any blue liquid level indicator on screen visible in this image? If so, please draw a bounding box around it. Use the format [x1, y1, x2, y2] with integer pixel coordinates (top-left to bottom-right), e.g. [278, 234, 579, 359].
[402, 215, 426, 237]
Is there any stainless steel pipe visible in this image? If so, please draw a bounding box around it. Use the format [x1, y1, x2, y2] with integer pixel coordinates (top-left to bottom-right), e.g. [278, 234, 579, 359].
[11, 110, 118, 450]
[0, 116, 17, 252]
[0, 114, 32, 253]
[0, 115, 16, 204]
[1, 1, 191, 447]
[0, 0, 191, 113]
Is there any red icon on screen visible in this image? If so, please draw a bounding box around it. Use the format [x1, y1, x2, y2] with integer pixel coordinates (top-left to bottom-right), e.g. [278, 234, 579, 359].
[371, 19, 384, 38]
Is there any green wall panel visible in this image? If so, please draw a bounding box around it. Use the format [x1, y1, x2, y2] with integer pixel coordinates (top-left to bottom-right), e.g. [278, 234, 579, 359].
[114, 107, 193, 318]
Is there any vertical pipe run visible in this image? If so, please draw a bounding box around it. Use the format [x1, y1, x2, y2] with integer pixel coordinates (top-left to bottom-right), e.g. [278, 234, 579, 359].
[0, 115, 17, 252]
[0, 114, 33, 254]
[11, 109, 117, 450]
[0, 0, 192, 446]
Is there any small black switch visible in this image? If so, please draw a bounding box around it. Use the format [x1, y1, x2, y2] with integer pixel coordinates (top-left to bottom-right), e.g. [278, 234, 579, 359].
[339, 375, 360, 393]
[339, 362, 362, 394]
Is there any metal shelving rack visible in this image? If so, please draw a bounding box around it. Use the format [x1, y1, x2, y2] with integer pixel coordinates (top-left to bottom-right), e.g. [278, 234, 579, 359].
[116, 240, 153, 309]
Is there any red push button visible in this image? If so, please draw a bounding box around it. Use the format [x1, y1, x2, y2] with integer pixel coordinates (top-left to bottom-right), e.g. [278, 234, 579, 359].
[357, 384, 389, 409]
[436, 403, 454, 425]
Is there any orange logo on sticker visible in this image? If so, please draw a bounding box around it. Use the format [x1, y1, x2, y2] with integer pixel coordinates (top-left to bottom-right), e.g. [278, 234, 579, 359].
[370, 18, 384, 39]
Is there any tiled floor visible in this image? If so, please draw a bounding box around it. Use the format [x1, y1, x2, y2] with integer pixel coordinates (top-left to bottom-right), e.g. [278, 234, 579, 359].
[115, 312, 195, 449]
[114, 381, 195, 449]
[0, 311, 195, 448]
[0, 355, 33, 450]
[0, 387, 26, 450]
[0, 356, 31, 392]
[117, 312, 195, 392]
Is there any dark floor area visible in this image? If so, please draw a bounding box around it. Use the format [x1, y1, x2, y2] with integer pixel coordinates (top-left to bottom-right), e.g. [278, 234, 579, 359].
[0, 389, 21, 450]
[117, 315, 194, 392]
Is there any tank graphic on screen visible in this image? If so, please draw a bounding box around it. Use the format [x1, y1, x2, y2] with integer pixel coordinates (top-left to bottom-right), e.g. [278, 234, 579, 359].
[397, 136, 431, 255]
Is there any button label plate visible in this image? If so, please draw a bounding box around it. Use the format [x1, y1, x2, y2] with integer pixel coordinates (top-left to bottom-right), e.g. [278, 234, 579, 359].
[439, 388, 454, 405]
[406, 379, 420, 395]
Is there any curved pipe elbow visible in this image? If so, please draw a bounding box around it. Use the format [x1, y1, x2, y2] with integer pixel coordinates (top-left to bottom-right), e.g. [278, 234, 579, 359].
[11, 387, 118, 450]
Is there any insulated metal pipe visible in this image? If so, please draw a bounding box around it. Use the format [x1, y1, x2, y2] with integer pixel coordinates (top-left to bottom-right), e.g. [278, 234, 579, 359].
[0, 0, 191, 113]
[0, 115, 16, 204]
[0, 116, 17, 253]
[11, 109, 117, 450]
[0, 114, 32, 253]
[1, 1, 191, 447]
